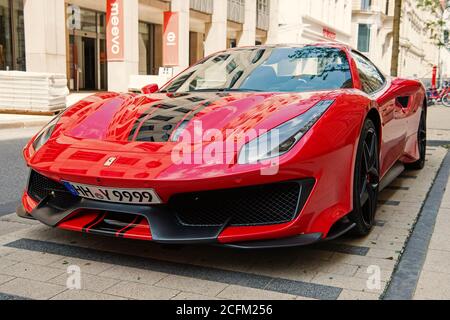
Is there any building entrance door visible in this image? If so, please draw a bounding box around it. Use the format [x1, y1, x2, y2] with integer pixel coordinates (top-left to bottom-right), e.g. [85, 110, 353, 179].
[82, 37, 96, 90]
[67, 6, 107, 91]
[70, 30, 107, 91]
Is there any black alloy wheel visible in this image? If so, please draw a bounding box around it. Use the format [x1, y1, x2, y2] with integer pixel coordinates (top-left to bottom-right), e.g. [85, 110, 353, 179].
[349, 119, 380, 236]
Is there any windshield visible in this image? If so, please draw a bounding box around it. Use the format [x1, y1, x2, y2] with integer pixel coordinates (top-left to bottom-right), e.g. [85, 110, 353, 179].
[161, 46, 353, 93]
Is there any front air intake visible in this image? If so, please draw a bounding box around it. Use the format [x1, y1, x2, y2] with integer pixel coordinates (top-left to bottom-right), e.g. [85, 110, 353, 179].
[27, 170, 77, 207]
[169, 180, 315, 227]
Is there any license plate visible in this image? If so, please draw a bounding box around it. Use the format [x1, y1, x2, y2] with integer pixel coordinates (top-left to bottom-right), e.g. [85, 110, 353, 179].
[63, 182, 162, 205]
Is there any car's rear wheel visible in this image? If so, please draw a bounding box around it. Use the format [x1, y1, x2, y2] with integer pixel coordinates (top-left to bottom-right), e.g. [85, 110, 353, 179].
[349, 119, 380, 236]
[405, 112, 427, 170]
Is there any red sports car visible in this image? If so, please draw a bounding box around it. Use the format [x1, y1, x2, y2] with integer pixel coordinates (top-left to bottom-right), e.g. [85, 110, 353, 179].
[18, 44, 427, 248]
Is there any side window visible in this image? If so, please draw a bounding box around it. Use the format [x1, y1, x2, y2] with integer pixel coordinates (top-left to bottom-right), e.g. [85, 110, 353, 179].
[351, 51, 386, 94]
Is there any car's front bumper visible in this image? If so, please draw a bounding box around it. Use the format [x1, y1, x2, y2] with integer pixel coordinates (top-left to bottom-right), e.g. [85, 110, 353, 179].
[19, 170, 323, 248]
[18, 195, 323, 248]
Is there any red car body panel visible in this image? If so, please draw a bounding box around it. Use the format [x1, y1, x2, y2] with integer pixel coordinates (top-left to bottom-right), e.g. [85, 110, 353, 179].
[20, 44, 426, 246]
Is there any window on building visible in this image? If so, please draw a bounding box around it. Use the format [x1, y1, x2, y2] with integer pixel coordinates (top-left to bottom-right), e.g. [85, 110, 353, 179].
[228, 39, 237, 48]
[357, 24, 371, 53]
[228, 0, 245, 23]
[139, 22, 163, 75]
[0, 1, 12, 70]
[189, 32, 205, 66]
[351, 51, 386, 94]
[385, 0, 390, 15]
[139, 22, 153, 75]
[256, 0, 269, 30]
[80, 8, 97, 33]
[0, 0, 25, 71]
[361, 0, 372, 10]
[257, 0, 269, 12]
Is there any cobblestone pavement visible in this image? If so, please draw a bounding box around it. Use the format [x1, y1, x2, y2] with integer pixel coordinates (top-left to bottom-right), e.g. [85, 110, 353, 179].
[0, 145, 447, 300]
[414, 174, 450, 300]
[0, 105, 449, 300]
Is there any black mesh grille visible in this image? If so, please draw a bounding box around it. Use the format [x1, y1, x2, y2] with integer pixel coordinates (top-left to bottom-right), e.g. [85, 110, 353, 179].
[169, 181, 314, 227]
[27, 171, 314, 228]
[28, 170, 75, 205]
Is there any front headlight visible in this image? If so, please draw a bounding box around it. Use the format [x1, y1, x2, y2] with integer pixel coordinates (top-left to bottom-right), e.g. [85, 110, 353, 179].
[32, 115, 61, 152]
[238, 100, 335, 164]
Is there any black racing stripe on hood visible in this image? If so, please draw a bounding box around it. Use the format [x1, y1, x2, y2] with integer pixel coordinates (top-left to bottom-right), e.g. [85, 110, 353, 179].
[128, 112, 157, 141]
[129, 93, 218, 142]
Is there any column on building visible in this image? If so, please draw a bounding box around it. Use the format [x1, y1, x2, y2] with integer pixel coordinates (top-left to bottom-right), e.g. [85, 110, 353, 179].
[170, 0, 190, 74]
[204, 0, 228, 56]
[238, 0, 256, 46]
[107, 0, 139, 92]
[23, 0, 67, 74]
[276, 0, 302, 43]
[266, 0, 279, 44]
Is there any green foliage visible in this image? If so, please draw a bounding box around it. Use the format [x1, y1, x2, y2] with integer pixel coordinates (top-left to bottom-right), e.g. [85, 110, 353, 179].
[417, 0, 447, 47]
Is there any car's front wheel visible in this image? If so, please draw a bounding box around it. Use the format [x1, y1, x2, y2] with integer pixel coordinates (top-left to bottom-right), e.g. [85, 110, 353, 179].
[349, 119, 380, 236]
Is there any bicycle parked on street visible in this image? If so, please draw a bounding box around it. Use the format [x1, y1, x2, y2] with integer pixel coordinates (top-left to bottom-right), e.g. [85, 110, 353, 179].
[427, 81, 450, 106]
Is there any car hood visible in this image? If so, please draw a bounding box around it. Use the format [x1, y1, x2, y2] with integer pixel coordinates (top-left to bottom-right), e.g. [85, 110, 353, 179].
[56, 91, 332, 150]
[28, 90, 340, 182]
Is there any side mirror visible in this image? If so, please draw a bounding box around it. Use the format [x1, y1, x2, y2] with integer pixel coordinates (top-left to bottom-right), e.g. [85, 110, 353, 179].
[142, 84, 159, 94]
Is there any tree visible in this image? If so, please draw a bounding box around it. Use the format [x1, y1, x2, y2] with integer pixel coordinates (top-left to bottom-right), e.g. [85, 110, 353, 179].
[391, 0, 403, 77]
[417, 0, 447, 83]
[417, 0, 447, 47]
[391, 0, 447, 76]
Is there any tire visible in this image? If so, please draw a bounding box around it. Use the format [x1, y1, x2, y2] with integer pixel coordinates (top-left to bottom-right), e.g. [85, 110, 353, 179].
[348, 119, 380, 236]
[442, 94, 450, 107]
[405, 112, 427, 170]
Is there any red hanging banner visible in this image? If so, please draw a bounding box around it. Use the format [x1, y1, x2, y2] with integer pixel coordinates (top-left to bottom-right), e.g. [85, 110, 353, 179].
[163, 12, 179, 67]
[106, 0, 124, 61]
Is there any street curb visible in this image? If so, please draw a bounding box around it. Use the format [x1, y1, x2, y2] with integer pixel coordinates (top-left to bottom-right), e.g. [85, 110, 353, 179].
[0, 120, 48, 130]
[383, 150, 450, 300]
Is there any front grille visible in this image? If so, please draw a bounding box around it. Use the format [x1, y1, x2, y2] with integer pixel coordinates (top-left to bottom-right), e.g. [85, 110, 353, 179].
[28, 170, 76, 206]
[27, 171, 314, 228]
[169, 180, 314, 227]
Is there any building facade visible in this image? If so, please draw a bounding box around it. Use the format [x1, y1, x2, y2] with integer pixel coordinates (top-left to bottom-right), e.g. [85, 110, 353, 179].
[0, 0, 448, 93]
[276, 0, 353, 45]
[0, 0, 357, 92]
[352, 0, 450, 83]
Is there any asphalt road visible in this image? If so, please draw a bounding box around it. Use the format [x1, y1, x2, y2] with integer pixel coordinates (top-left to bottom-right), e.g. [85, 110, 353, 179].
[0, 128, 39, 217]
